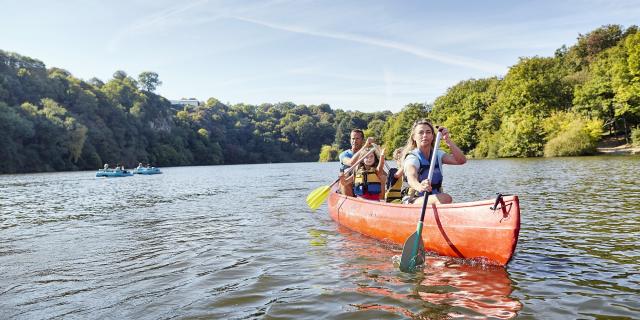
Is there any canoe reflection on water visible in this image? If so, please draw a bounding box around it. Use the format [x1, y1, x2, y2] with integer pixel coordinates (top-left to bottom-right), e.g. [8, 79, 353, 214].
[331, 226, 522, 319]
[412, 258, 521, 319]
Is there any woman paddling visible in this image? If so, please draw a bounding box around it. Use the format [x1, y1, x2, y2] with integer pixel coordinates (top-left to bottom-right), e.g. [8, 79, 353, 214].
[402, 119, 466, 205]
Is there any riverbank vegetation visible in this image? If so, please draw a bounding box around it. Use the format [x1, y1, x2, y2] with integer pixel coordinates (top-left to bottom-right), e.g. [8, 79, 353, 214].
[633, 128, 640, 147]
[1, 24, 638, 174]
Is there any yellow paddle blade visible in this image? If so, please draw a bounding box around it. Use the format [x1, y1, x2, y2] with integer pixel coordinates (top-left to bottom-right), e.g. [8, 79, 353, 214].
[306, 185, 330, 210]
[307, 186, 329, 209]
[308, 189, 330, 210]
[306, 185, 327, 203]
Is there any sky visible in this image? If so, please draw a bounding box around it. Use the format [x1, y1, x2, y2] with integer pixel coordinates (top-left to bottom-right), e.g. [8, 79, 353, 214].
[2, 0, 639, 113]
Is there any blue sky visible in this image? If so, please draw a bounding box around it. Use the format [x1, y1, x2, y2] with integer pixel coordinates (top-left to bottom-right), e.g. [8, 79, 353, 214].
[2, 0, 639, 113]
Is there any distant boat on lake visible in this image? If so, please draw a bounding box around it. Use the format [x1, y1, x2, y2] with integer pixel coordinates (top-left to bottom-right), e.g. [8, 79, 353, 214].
[96, 169, 133, 177]
[132, 166, 162, 175]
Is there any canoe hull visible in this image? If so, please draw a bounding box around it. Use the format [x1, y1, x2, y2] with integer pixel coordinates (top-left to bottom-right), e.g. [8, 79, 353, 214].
[327, 190, 520, 266]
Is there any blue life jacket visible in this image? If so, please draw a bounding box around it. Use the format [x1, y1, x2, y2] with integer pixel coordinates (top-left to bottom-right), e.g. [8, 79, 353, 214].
[407, 148, 444, 196]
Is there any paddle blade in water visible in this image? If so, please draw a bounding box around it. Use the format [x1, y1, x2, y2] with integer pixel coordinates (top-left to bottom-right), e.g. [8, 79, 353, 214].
[399, 232, 425, 272]
[306, 185, 330, 210]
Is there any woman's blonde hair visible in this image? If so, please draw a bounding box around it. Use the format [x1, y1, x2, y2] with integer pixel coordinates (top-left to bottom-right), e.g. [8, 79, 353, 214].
[401, 119, 436, 160]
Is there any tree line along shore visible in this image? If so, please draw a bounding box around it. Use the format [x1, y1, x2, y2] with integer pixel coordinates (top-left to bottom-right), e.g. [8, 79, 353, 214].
[1, 24, 639, 174]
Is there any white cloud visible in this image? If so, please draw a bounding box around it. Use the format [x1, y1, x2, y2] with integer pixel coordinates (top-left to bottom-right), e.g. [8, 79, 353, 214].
[232, 16, 507, 73]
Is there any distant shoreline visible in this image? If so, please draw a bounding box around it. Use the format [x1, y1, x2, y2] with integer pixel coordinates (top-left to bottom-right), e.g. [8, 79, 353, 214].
[596, 144, 640, 155]
[596, 135, 640, 155]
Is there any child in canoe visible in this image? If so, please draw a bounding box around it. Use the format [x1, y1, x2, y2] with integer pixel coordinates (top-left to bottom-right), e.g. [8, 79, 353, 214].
[384, 148, 405, 203]
[340, 146, 387, 201]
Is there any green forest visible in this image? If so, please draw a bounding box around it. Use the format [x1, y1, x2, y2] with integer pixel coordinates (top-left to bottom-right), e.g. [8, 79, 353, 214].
[1, 24, 639, 174]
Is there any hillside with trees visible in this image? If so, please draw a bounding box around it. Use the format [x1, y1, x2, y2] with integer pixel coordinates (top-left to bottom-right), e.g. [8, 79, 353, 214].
[429, 24, 640, 158]
[378, 24, 640, 158]
[1, 24, 638, 174]
[0, 52, 390, 173]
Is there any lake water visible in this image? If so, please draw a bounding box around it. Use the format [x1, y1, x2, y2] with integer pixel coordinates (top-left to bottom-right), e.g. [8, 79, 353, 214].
[1, 157, 638, 319]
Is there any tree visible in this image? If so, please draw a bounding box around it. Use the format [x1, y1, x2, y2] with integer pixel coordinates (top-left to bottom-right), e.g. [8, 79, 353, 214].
[64, 117, 88, 162]
[495, 56, 572, 116]
[573, 48, 617, 120]
[364, 119, 385, 148]
[574, 28, 640, 134]
[333, 116, 353, 149]
[112, 70, 128, 80]
[431, 78, 499, 153]
[611, 31, 640, 122]
[496, 110, 545, 158]
[87, 77, 104, 88]
[381, 103, 429, 156]
[318, 144, 340, 162]
[568, 24, 625, 69]
[542, 111, 603, 156]
[138, 71, 162, 92]
[0, 102, 35, 173]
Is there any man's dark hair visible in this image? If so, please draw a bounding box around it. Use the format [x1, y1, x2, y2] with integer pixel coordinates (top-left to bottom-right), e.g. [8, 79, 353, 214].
[351, 129, 364, 138]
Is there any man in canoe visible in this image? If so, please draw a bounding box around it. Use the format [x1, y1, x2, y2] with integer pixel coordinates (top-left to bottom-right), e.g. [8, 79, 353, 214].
[338, 129, 375, 195]
[338, 129, 374, 173]
[402, 119, 466, 205]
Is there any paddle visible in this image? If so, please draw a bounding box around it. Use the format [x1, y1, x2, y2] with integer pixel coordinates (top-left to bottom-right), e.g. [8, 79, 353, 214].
[399, 130, 442, 272]
[306, 146, 377, 210]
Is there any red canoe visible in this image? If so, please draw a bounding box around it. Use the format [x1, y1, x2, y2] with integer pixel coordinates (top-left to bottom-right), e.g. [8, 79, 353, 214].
[327, 188, 521, 266]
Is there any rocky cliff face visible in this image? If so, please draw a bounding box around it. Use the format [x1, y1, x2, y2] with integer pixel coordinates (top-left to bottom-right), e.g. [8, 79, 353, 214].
[149, 116, 172, 132]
